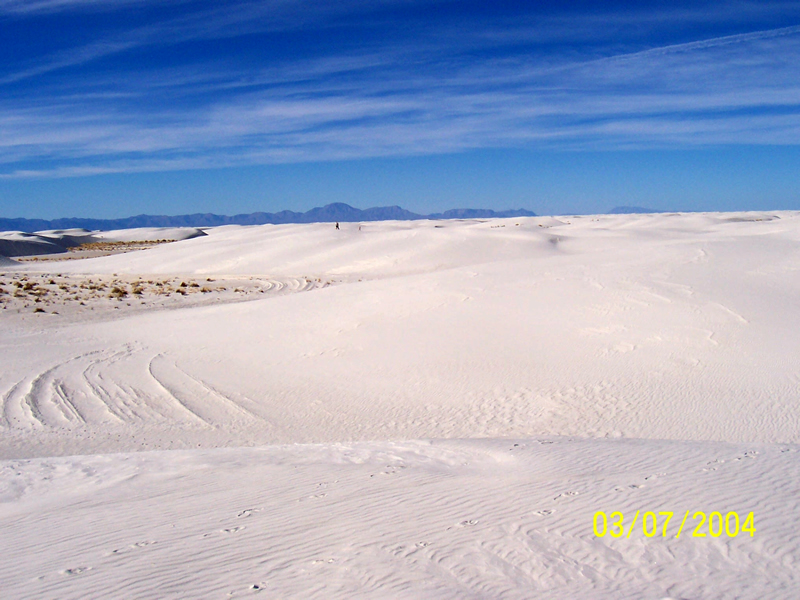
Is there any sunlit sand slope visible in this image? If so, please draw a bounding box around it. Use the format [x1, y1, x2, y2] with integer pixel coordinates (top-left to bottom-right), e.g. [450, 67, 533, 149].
[3, 212, 799, 455]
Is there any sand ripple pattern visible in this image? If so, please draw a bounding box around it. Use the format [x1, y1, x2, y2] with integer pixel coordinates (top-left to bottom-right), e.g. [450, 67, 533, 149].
[1, 345, 272, 431]
[1, 438, 798, 599]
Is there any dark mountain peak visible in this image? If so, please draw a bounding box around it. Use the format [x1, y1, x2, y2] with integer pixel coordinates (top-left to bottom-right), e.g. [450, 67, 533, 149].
[305, 203, 364, 221]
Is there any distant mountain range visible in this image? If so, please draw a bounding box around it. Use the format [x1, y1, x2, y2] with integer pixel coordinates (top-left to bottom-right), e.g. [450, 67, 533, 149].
[0, 203, 537, 232]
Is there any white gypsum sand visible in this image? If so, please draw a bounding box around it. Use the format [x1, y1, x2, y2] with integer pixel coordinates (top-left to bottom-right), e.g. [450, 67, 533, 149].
[1, 211, 799, 599]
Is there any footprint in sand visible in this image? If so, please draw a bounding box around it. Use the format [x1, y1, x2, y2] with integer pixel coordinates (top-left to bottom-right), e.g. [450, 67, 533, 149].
[222, 526, 246, 534]
[225, 582, 269, 597]
[554, 491, 579, 500]
[61, 567, 91, 576]
[533, 509, 555, 516]
[734, 451, 758, 461]
[703, 452, 757, 472]
[109, 541, 156, 555]
[249, 582, 268, 591]
[370, 465, 407, 478]
[299, 493, 327, 501]
[615, 484, 644, 491]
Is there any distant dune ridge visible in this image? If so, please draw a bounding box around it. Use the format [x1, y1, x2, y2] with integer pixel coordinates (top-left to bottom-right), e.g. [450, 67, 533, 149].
[0, 202, 536, 233]
[607, 206, 665, 214]
[0, 227, 206, 257]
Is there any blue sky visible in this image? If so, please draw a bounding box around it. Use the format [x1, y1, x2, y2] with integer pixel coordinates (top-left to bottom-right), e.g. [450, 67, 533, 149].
[1, 0, 799, 218]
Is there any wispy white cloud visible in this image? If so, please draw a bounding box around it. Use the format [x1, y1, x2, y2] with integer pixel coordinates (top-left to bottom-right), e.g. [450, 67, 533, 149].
[0, 0, 403, 83]
[0, 0, 148, 14]
[1, 2, 799, 177]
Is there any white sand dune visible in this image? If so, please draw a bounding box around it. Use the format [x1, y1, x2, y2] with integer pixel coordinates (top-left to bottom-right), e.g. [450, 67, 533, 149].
[0, 227, 205, 258]
[1, 211, 799, 598]
[0, 231, 72, 257]
[90, 227, 207, 243]
[20, 216, 592, 278]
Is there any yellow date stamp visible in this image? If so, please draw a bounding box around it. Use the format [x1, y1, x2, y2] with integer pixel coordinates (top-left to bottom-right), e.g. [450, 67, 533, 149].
[593, 510, 755, 539]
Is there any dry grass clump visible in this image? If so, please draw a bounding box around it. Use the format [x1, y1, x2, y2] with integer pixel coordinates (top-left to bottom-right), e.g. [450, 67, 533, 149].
[67, 240, 170, 252]
[0, 273, 293, 315]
